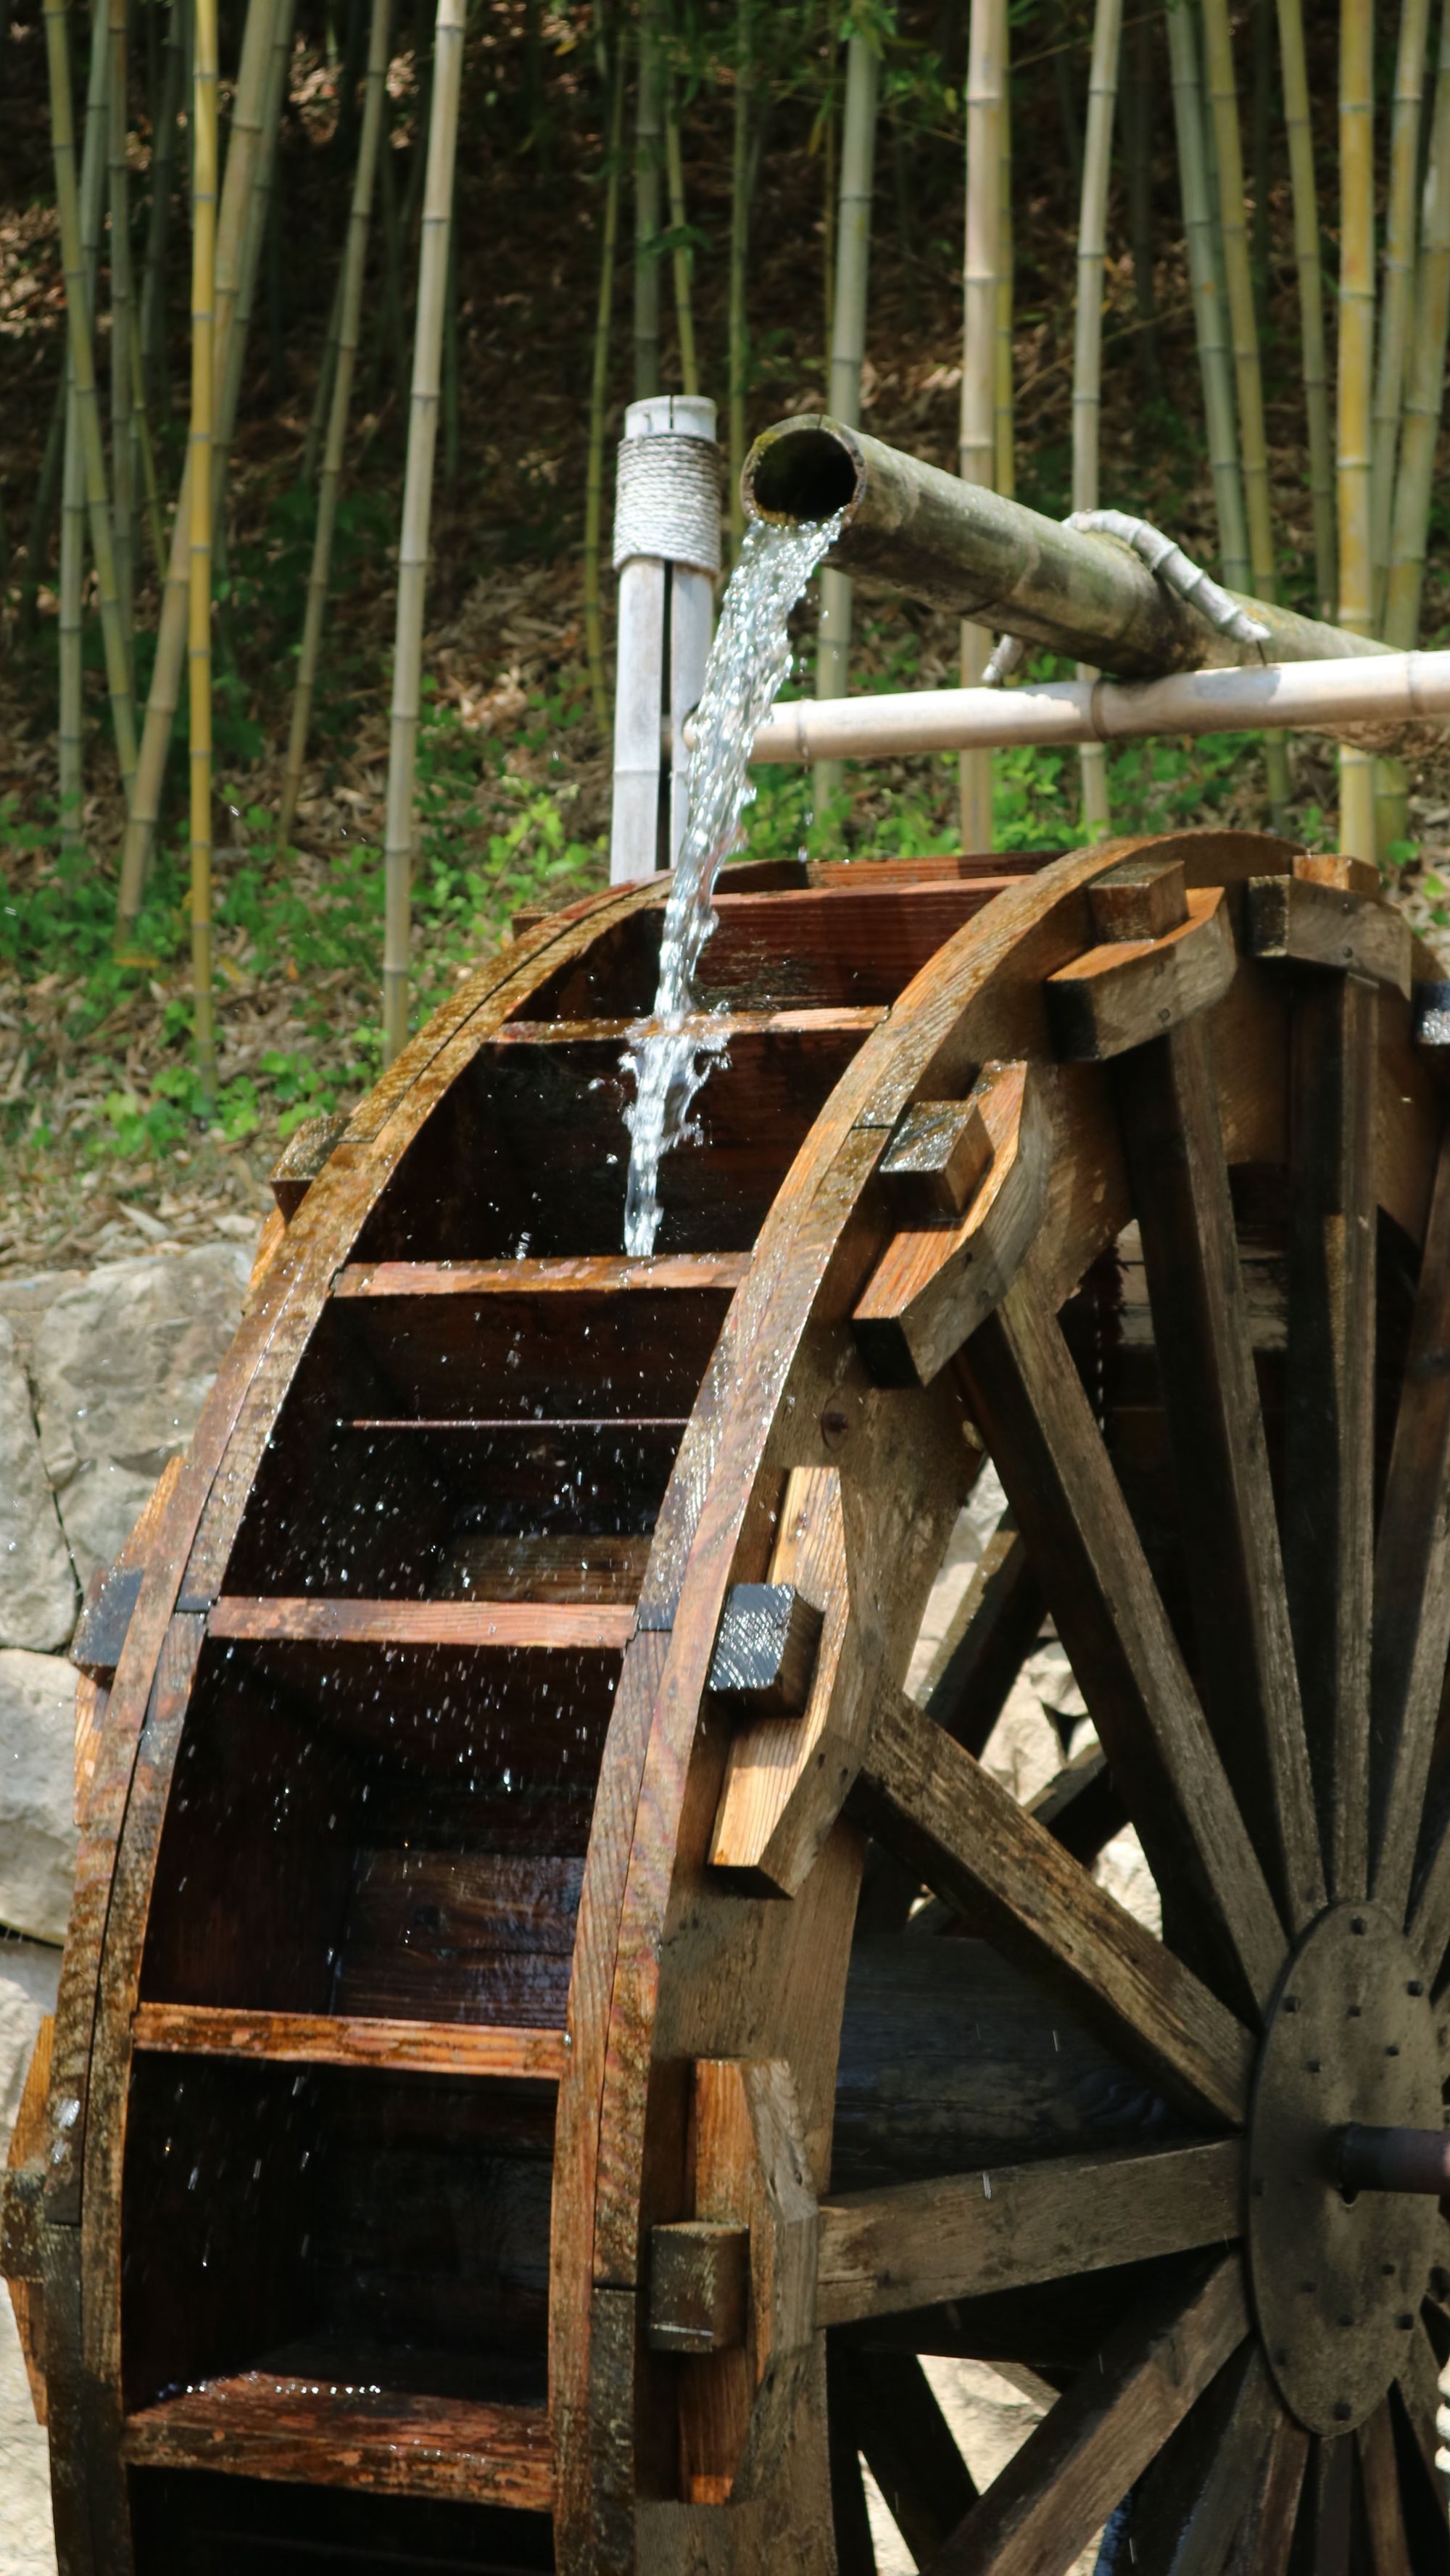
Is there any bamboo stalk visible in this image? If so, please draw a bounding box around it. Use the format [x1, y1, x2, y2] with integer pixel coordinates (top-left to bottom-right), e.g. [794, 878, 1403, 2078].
[375, 89, 408, 395]
[1073, 0, 1122, 839]
[1275, 0, 1334, 616]
[633, 0, 661, 398]
[302, 257, 347, 484]
[1338, 0, 1377, 861]
[129, 291, 167, 579]
[58, 365, 84, 855]
[138, 0, 183, 417]
[115, 0, 283, 938]
[821, 0, 837, 360]
[19, 372, 65, 639]
[1165, 0, 1249, 590]
[1385, 0, 1450, 657]
[43, 0, 138, 808]
[1250, 0, 1272, 328]
[959, 0, 1003, 850]
[1122, 2, 1160, 392]
[1201, 0, 1290, 819]
[381, 0, 465, 1064]
[583, 25, 626, 733]
[995, 20, 1014, 498]
[189, 0, 219, 1098]
[109, 0, 136, 647]
[813, 27, 879, 820]
[727, 0, 751, 555]
[215, 0, 294, 544]
[1372, 0, 1432, 608]
[278, 0, 390, 846]
[663, 70, 698, 397]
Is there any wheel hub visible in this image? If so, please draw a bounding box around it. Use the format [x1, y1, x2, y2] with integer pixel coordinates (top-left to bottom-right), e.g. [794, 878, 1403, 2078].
[1248, 1900, 1445, 2435]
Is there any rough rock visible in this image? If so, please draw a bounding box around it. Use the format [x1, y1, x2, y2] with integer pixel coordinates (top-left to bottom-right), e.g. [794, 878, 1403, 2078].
[31, 1246, 251, 1581]
[0, 1322, 75, 1653]
[0, 1939, 61, 2575]
[0, 1274, 85, 1383]
[0, 1653, 79, 1942]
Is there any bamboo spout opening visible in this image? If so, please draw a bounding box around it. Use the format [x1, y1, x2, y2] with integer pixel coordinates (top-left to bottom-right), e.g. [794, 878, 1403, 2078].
[742, 418, 863, 526]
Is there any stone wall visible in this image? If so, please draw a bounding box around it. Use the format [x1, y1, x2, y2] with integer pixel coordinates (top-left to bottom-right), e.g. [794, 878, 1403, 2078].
[0, 1243, 253, 2575]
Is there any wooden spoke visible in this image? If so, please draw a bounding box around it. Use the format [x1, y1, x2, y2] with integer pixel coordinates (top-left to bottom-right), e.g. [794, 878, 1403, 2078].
[832, 2348, 977, 2567]
[1356, 2400, 1412, 2576]
[1115, 1017, 1325, 1930]
[1127, 2342, 1280, 2576]
[924, 2253, 1248, 2576]
[1298, 2438, 1354, 2576]
[1284, 972, 1378, 1902]
[960, 1270, 1287, 2016]
[854, 1687, 1254, 2126]
[1225, 2407, 1310, 2576]
[1371, 1123, 1450, 1920]
[816, 2138, 1243, 2327]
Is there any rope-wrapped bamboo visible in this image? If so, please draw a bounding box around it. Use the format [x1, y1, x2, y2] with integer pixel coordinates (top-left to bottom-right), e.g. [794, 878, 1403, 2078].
[1372, 0, 1432, 606]
[278, 0, 390, 845]
[381, 0, 466, 1064]
[1165, 0, 1249, 590]
[1385, 0, 1450, 657]
[1338, 1, 1377, 861]
[1275, 0, 1334, 618]
[1072, 0, 1122, 838]
[960, 0, 1003, 850]
[583, 30, 626, 732]
[188, 0, 219, 1097]
[813, 28, 879, 819]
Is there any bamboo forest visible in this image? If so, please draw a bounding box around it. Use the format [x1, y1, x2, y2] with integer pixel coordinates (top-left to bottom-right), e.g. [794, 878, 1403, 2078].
[1, 0, 1449, 1266]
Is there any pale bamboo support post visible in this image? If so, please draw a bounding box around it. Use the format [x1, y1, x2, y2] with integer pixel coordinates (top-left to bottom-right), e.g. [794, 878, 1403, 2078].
[43, 0, 138, 811]
[278, 0, 390, 847]
[1338, 2, 1377, 863]
[727, 0, 751, 555]
[1275, 0, 1334, 618]
[1372, 0, 1431, 605]
[215, 0, 295, 547]
[1165, 0, 1249, 591]
[1385, 0, 1450, 657]
[633, 0, 661, 399]
[814, 29, 879, 821]
[188, 0, 219, 1099]
[663, 74, 699, 397]
[139, 0, 184, 413]
[1072, 0, 1122, 839]
[1201, 0, 1291, 821]
[609, 394, 719, 884]
[583, 33, 626, 734]
[109, 0, 136, 648]
[115, 0, 281, 939]
[959, 0, 1003, 852]
[995, 35, 1014, 502]
[381, 0, 465, 1066]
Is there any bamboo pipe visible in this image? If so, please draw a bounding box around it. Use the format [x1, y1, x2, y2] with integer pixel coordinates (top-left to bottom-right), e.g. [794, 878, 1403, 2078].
[744, 653, 1450, 767]
[1372, 0, 1431, 604]
[189, 0, 219, 1099]
[1338, 2, 1377, 861]
[1165, 0, 1249, 590]
[814, 27, 880, 819]
[959, 0, 1003, 850]
[381, 0, 465, 1065]
[1275, 0, 1334, 616]
[278, 0, 390, 846]
[1072, 0, 1122, 839]
[743, 416, 1386, 679]
[1385, 0, 1450, 656]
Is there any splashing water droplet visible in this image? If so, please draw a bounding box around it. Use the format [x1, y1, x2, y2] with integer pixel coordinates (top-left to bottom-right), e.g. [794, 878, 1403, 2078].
[621, 512, 844, 1254]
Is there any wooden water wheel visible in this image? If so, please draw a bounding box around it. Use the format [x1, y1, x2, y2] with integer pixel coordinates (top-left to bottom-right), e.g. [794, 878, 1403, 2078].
[8, 827, 1450, 2574]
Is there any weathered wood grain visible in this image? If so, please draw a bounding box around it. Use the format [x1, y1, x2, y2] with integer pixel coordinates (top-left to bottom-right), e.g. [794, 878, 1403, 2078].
[879, 1096, 995, 1223]
[1223, 2404, 1309, 2576]
[1126, 2342, 1279, 2576]
[207, 1594, 636, 1650]
[1358, 2398, 1413, 2576]
[1047, 887, 1236, 1062]
[130, 2003, 567, 2079]
[1246, 872, 1412, 995]
[120, 2377, 555, 2508]
[1087, 852, 1189, 942]
[647, 2222, 750, 2355]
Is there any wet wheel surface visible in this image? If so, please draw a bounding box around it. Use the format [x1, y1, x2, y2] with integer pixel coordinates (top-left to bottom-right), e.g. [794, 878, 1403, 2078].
[9, 830, 1450, 2575]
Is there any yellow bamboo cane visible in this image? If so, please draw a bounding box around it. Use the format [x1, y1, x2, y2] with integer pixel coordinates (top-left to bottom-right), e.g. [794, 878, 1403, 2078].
[278, 0, 391, 845]
[584, 29, 626, 733]
[960, 0, 1003, 851]
[1074, 0, 1122, 840]
[1338, 1, 1376, 862]
[57, 0, 110, 850]
[43, 0, 139, 808]
[995, 25, 1014, 502]
[1386, 0, 1450, 654]
[189, 0, 219, 1098]
[381, 0, 465, 1064]
[1275, 0, 1334, 617]
[1372, 0, 1431, 610]
[1166, 0, 1249, 589]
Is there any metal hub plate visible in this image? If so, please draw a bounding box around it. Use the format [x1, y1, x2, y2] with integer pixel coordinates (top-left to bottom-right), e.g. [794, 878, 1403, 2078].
[1248, 1900, 1443, 2435]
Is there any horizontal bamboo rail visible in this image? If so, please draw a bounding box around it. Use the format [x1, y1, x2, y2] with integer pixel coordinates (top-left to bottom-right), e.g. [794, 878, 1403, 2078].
[742, 651, 1450, 766]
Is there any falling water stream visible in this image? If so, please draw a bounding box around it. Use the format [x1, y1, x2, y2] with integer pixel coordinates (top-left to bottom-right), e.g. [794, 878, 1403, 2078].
[621, 511, 845, 1256]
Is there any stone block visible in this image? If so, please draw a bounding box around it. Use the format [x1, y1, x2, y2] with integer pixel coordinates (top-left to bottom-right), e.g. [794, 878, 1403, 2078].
[0, 1653, 79, 1943]
[0, 1322, 75, 1653]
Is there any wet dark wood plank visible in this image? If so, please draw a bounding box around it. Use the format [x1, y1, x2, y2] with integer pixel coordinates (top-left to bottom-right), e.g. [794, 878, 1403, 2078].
[130, 2004, 567, 2081]
[1127, 2342, 1279, 2576]
[120, 2377, 554, 2509]
[1225, 2404, 1309, 2575]
[208, 1596, 636, 1651]
[333, 1254, 752, 1298]
[1358, 2398, 1412, 2576]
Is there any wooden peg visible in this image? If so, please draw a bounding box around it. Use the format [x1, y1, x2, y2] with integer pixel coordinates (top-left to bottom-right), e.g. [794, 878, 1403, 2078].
[1088, 854, 1189, 943]
[1047, 887, 1237, 1061]
[1246, 873, 1411, 995]
[879, 1097, 994, 1225]
[1293, 851, 1380, 898]
[647, 2221, 750, 2354]
[708, 1584, 824, 1717]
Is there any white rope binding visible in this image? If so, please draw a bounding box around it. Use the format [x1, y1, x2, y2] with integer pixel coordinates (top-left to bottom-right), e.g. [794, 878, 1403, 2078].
[982, 509, 1272, 685]
[613, 433, 722, 576]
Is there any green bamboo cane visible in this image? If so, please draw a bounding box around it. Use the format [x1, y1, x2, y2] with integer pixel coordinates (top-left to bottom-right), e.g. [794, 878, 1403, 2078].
[995, 19, 1014, 499]
[728, 0, 751, 555]
[663, 70, 698, 397]
[115, 0, 282, 940]
[583, 26, 626, 734]
[1275, 0, 1333, 617]
[138, 0, 183, 417]
[1201, 0, 1290, 820]
[821, 0, 837, 361]
[381, 0, 465, 1064]
[1074, 0, 1122, 840]
[1372, 0, 1431, 613]
[128, 292, 167, 579]
[44, 0, 138, 811]
[813, 25, 880, 821]
[19, 372, 66, 639]
[1385, 0, 1450, 656]
[215, 0, 294, 547]
[56, 0, 110, 845]
[1338, 0, 1376, 862]
[302, 257, 347, 484]
[278, 0, 390, 845]
[960, 0, 1003, 850]
[109, 0, 136, 647]
[1122, 2, 1161, 392]
[1165, 0, 1249, 590]
[634, 0, 661, 398]
[190, 0, 219, 1099]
